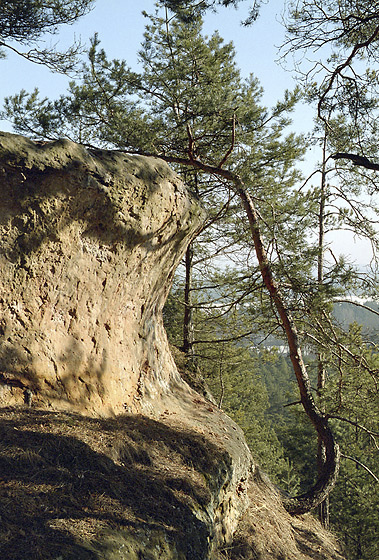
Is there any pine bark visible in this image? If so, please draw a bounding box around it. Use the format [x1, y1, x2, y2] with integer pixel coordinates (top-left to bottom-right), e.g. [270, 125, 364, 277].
[182, 243, 195, 358]
[236, 184, 340, 515]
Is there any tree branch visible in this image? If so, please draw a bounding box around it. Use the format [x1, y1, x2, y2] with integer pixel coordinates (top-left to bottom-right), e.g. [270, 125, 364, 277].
[218, 111, 236, 168]
[333, 299, 379, 318]
[328, 415, 379, 449]
[332, 152, 379, 171]
[341, 454, 379, 483]
[104, 144, 341, 515]
[318, 21, 379, 120]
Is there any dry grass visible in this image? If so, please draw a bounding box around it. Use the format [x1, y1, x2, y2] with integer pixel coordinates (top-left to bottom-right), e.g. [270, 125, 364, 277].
[0, 407, 346, 560]
[0, 406, 224, 559]
[227, 468, 346, 560]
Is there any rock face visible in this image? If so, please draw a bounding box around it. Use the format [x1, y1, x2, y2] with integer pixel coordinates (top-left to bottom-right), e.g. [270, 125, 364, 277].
[0, 133, 345, 560]
[0, 132, 204, 416]
[0, 132, 252, 557]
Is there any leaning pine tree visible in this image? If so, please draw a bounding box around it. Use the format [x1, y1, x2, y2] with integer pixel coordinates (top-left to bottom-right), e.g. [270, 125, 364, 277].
[4, 4, 340, 514]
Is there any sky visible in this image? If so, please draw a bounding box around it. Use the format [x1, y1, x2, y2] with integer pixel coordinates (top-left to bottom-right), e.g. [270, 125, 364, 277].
[0, 0, 312, 130]
[0, 0, 374, 265]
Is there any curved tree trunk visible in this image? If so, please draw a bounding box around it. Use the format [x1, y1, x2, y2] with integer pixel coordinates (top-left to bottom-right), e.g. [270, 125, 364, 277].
[236, 184, 340, 515]
[131, 152, 341, 515]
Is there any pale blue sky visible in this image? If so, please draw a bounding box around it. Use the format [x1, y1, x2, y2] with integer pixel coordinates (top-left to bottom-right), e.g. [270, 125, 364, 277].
[0, 0, 312, 131]
[0, 0, 374, 265]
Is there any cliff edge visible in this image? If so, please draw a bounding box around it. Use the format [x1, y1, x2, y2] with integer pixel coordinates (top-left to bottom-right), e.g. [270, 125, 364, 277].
[0, 133, 345, 559]
[0, 132, 204, 416]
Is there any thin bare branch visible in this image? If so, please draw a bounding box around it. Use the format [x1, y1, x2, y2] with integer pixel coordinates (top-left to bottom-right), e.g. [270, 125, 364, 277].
[218, 111, 236, 168]
[341, 454, 379, 483]
[333, 299, 379, 318]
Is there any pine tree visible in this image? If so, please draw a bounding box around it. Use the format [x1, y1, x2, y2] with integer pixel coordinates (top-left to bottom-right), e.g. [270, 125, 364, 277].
[0, 0, 94, 71]
[3, 4, 344, 515]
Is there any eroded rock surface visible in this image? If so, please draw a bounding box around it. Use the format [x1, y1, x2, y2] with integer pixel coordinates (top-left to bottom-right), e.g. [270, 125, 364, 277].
[0, 407, 345, 560]
[0, 133, 345, 559]
[0, 132, 204, 416]
[0, 132, 253, 557]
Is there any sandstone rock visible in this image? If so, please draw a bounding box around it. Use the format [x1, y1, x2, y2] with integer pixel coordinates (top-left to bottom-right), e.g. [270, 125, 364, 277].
[0, 133, 345, 559]
[0, 132, 204, 416]
[0, 407, 345, 560]
[0, 132, 252, 557]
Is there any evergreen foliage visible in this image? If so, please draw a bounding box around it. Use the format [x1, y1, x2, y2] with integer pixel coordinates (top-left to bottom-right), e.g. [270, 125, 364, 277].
[164, 281, 300, 492]
[2, 0, 378, 553]
[157, 0, 260, 25]
[0, 0, 95, 71]
[258, 319, 379, 557]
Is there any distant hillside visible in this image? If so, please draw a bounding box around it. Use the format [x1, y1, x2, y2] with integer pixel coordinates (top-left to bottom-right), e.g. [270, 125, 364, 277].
[333, 300, 379, 339]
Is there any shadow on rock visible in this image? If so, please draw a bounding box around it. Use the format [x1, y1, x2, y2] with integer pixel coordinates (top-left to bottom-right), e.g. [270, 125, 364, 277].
[0, 408, 231, 560]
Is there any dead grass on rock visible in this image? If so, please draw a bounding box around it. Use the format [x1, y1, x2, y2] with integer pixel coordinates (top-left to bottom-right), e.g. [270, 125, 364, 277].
[0, 406, 346, 560]
[226, 468, 346, 560]
[0, 406, 227, 559]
